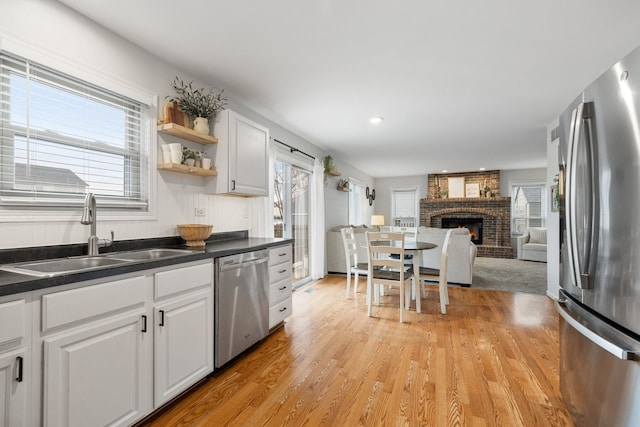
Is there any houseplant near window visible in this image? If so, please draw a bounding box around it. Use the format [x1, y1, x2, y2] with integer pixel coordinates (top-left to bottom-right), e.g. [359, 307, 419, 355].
[170, 77, 228, 134]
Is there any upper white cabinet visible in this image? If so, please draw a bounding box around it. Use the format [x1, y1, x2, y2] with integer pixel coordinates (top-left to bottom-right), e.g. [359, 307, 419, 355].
[206, 109, 269, 196]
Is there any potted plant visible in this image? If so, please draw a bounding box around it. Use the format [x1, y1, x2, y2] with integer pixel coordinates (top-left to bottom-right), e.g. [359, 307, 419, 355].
[484, 185, 492, 198]
[170, 77, 228, 134]
[338, 179, 350, 191]
[182, 146, 199, 167]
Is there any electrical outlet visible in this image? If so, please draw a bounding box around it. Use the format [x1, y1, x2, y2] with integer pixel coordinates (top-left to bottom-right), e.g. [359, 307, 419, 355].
[195, 207, 206, 217]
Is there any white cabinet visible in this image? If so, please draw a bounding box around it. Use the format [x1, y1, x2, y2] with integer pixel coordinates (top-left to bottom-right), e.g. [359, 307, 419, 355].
[268, 244, 293, 330]
[206, 109, 270, 196]
[153, 262, 213, 407]
[0, 296, 29, 427]
[37, 260, 214, 426]
[40, 275, 151, 427]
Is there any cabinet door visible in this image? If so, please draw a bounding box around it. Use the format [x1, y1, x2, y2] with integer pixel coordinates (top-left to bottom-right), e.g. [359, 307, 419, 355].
[228, 110, 269, 196]
[154, 289, 213, 407]
[0, 348, 27, 427]
[43, 310, 151, 427]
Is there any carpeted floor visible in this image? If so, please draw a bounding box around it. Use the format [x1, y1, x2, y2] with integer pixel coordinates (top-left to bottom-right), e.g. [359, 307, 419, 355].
[470, 257, 547, 294]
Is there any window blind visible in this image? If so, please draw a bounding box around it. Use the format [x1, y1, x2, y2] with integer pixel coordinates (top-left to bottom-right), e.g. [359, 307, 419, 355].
[392, 188, 417, 226]
[0, 52, 150, 210]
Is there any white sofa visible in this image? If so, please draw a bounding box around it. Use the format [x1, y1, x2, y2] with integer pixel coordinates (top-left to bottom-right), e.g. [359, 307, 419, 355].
[416, 227, 477, 287]
[516, 227, 547, 262]
[326, 226, 377, 274]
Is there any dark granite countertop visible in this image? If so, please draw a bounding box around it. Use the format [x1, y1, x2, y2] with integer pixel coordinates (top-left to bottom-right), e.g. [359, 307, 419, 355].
[0, 231, 293, 297]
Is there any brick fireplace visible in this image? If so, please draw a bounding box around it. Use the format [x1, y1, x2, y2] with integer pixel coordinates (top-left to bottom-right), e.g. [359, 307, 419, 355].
[421, 170, 513, 258]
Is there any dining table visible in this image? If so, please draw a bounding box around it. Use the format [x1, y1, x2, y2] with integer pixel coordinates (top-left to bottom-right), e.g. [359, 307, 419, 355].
[367, 238, 438, 313]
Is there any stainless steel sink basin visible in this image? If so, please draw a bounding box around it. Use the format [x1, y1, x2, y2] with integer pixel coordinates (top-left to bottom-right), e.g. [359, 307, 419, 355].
[0, 256, 130, 277]
[0, 248, 196, 278]
[105, 248, 197, 261]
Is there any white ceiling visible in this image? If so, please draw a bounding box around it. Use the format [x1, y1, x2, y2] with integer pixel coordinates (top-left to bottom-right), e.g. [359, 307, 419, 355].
[58, 0, 640, 177]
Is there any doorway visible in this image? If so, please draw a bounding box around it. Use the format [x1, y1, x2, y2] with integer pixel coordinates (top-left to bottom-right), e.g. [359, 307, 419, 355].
[274, 160, 311, 286]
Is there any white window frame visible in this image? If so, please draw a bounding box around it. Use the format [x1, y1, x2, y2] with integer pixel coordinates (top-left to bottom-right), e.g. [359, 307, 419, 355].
[511, 181, 547, 235]
[391, 186, 418, 227]
[0, 37, 157, 222]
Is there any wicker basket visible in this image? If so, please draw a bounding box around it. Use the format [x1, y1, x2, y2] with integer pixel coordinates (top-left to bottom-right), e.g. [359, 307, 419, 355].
[177, 224, 212, 247]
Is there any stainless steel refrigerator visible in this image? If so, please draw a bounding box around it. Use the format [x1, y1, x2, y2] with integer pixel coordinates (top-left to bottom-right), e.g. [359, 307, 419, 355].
[557, 45, 640, 427]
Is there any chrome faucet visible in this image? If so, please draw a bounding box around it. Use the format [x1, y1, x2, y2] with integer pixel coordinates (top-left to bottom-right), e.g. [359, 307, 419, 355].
[81, 193, 113, 256]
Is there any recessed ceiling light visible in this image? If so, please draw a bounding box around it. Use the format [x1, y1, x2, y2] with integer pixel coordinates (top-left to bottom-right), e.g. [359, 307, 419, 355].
[479, 167, 486, 171]
[369, 116, 383, 124]
[441, 169, 448, 173]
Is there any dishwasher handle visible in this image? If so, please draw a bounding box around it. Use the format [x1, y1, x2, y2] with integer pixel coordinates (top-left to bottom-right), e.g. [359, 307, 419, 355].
[219, 255, 268, 272]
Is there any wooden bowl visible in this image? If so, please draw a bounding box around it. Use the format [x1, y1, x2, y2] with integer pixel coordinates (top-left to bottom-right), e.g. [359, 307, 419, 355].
[177, 224, 212, 247]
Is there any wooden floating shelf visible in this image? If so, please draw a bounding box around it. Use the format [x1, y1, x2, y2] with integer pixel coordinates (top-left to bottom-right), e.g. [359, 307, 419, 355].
[326, 168, 341, 176]
[157, 123, 218, 145]
[157, 163, 217, 177]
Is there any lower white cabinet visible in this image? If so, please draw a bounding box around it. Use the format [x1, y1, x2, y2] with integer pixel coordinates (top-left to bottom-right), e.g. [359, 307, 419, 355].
[40, 275, 151, 427]
[0, 296, 30, 427]
[36, 260, 214, 427]
[43, 309, 150, 427]
[0, 350, 28, 427]
[154, 263, 213, 407]
[268, 244, 293, 329]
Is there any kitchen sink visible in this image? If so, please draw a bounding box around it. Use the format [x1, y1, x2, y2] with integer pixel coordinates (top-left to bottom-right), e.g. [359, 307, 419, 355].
[0, 248, 197, 278]
[105, 248, 197, 261]
[0, 256, 130, 277]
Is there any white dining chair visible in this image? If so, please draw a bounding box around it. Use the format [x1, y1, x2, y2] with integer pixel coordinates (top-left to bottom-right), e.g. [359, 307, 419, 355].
[416, 229, 454, 314]
[365, 231, 413, 323]
[340, 227, 369, 298]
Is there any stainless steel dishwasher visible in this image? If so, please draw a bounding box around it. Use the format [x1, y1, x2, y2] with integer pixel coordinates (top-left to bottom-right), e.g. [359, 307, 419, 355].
[215, 249, 269, 368]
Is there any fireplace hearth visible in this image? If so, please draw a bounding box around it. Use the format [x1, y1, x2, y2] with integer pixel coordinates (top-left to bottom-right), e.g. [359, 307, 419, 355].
[420, 196, 513, 258]
[442, 217, 483, 244]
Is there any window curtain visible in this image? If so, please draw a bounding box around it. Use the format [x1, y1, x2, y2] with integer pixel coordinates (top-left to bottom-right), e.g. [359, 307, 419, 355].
[310, 157, 325, 279]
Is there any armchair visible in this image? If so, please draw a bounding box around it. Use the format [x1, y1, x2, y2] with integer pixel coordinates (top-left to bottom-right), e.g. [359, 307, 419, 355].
[516, 227, 547, 262]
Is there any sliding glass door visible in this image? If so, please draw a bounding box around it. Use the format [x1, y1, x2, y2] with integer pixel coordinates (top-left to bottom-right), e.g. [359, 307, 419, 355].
[274, 160, 311, 285]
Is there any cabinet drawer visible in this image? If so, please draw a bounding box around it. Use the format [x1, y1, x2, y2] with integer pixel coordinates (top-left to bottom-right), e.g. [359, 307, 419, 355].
[269, 296, 292, 328]
[268, 245, 291, 266]
[42, 276, 147, 332]
[155, 262, 213, 299]
[269, 277, 292, 305]
[269, 261, 292, 284]
[0, 299, 26, 346]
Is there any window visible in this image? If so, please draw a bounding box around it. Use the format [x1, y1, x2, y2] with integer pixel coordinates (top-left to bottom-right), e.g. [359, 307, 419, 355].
[391, 187, 417, 227]
[511, 182, 546, 234]
[0, 52, 150, 213]
[348, 178, 365, 225]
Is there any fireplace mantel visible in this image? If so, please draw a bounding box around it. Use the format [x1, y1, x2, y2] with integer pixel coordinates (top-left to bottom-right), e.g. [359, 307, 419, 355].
[420, 197, 513, 258]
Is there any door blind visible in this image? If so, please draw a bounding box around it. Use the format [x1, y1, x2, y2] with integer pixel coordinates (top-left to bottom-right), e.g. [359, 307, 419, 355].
[0, 51, 150, 209]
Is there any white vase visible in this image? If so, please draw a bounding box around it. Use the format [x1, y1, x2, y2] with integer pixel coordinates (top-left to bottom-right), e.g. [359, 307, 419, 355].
[193, 117, 209, 134]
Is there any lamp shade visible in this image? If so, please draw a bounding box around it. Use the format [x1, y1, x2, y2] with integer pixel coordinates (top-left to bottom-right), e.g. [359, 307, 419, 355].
[371, 215, 385, 226]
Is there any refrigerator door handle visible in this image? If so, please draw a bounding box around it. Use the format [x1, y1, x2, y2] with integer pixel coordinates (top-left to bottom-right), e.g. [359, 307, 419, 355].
[566, 106, 581, 287]
[556, 300, 636, 360]
[566, 102, 596, 288]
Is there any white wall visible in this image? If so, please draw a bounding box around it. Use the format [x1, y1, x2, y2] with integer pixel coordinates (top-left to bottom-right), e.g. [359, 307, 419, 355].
[324, 158, 374, 230]
[373, 175, 426, 226]
[0, 1, 330, 249]
[546, 119, 561, 299]
[499, 168, 547, 196]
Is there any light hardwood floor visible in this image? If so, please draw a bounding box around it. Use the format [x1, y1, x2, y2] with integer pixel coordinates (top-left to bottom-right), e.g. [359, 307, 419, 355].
[139, 275, 575, 426]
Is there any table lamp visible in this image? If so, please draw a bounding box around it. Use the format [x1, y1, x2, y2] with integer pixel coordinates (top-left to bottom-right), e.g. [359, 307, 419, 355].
[371, 215, 385, 226]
